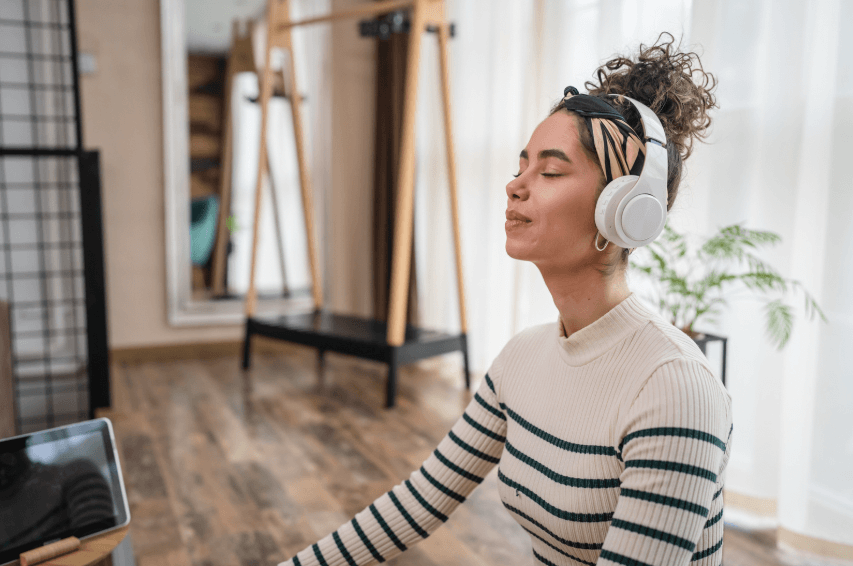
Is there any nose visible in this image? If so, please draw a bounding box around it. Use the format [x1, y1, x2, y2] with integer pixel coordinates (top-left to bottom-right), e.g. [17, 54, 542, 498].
[506, 173, 526, 200]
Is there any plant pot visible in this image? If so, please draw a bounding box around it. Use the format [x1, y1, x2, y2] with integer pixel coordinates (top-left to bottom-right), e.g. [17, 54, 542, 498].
[678, 327, 705, 340]
[680, 329, 728, 387]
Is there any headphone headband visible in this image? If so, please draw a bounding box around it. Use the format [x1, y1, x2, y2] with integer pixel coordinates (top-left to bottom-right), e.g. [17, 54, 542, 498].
[607, 94, 666, 147]
[593, 93, 669, 250]
[559, 86, 669, 249]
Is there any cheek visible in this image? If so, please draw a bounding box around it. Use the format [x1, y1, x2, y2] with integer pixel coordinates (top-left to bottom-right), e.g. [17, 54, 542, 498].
[549, 190, 594, 232]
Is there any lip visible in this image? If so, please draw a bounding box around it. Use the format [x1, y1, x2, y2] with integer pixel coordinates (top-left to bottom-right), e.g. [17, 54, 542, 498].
[505, 210, 532, 222]
[505, 219, 530, 230]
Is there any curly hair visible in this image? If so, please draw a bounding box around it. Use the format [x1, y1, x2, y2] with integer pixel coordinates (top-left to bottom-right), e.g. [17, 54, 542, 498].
[550, 31, 718, 279]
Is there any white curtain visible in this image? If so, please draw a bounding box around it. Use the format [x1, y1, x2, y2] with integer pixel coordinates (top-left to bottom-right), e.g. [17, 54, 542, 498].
[413, 0, 852, 548]
[415, 0, 694, 376]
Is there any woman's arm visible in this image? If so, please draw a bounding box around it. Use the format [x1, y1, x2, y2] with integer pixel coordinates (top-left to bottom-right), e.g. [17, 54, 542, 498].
[597, 358, 733, 566]
[277, 371, 507, 566]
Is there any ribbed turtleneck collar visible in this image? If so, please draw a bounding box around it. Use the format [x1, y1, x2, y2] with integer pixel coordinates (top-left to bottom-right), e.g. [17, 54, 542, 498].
[555, 292, 654, 366]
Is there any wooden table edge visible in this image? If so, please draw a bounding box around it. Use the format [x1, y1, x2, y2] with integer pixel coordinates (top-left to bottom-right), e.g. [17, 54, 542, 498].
[12, 524, 130, 566]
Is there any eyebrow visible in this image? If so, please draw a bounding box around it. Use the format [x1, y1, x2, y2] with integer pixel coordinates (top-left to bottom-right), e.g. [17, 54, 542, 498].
[519, 148, 572, 163]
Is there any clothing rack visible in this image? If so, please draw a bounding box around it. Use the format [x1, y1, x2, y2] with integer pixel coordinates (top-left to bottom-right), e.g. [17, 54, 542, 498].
[241, 0, 469, 408]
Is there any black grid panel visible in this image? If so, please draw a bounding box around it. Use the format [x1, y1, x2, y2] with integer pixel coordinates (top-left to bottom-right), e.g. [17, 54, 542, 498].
[0, 0, 81, 152]
[0, 155, 89, 434]
[0, 0, 102, 436]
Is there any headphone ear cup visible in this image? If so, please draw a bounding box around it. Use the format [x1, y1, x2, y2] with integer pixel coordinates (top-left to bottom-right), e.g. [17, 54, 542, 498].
[595, 176, 638, 246]
[621, 194, 666, 244]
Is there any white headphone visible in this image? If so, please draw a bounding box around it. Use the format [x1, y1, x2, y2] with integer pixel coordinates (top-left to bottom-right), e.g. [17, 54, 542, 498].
[593, 95, 668, 251]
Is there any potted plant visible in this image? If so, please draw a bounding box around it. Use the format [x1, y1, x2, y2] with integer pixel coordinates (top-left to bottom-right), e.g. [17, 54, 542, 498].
[629, 222, 828, 351]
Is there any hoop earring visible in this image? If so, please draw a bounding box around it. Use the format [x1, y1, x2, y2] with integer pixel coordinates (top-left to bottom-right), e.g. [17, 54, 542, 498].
[594, 231, 609, 252]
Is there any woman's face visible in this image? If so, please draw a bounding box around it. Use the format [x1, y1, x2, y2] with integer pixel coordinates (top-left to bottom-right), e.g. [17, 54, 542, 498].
[505, 111, 604, 270]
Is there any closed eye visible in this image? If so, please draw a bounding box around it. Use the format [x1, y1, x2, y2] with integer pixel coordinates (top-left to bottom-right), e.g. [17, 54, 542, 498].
[513, 172, 563, 178]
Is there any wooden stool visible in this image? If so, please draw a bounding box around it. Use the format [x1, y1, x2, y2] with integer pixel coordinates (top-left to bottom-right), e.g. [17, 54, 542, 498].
[13, 525, 130, 566]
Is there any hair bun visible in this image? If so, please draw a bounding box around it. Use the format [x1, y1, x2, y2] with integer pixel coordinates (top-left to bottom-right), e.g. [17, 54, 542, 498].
[584, 31, 718, 161]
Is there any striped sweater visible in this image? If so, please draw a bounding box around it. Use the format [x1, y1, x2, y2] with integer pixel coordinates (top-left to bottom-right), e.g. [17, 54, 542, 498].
[278, 292, 733, 566]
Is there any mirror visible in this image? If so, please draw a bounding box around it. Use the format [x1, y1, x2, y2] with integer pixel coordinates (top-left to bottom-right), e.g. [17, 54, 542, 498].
[162, 0, 325, 325]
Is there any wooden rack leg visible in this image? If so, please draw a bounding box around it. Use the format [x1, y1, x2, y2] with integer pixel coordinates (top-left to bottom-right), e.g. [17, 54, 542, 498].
[264, 131, 291, 296]
[211, 22, 238, 297]
[437, 18, 469, 389]
[282, 32, 323, 311]
[242, 319, 253, 369]
[386, 0, 426, 347]
[386, 347, 399, 408]
[245, 2, 278, 318]
[214, 20, 255, 297]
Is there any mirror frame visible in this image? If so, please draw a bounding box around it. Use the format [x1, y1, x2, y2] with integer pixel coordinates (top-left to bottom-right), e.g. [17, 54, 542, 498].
[160, 0, 314, 326]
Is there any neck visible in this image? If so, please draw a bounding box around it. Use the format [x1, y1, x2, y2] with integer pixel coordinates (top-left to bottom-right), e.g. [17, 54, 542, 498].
[540, 268, 631, 338]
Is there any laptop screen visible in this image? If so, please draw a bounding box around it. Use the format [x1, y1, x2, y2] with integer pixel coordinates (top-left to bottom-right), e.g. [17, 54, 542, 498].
[0, 418, 130, 565]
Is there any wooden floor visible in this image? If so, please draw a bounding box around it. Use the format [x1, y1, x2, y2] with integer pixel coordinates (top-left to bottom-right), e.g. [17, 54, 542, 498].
[104, 346, 837, 566]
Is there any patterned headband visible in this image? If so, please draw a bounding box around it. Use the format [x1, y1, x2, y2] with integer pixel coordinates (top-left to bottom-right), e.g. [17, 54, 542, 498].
[560, 86, 646, 185]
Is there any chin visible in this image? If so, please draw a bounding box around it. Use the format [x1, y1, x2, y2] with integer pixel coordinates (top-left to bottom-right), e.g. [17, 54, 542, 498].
[505, 242, 528, 261]
[505, 241, 519, 257]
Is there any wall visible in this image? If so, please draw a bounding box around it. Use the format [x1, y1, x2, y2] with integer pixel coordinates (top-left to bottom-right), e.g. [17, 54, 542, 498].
[75, 0, 376, 349]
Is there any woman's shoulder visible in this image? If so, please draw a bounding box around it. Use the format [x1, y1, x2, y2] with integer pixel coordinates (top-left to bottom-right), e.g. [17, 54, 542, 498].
[637, 317, 716, 373]
[487, 321, 556, 376]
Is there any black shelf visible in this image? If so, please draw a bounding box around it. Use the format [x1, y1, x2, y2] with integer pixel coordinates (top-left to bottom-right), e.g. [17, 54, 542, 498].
[692, 331, 728, 387]
[242, 309, 470, 408]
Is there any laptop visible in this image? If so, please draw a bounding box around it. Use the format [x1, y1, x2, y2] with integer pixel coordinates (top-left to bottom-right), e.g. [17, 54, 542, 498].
[0, 418, 131, 565]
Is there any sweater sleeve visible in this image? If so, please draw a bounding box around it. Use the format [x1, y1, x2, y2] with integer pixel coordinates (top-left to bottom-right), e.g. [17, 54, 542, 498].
[277, 369, 507, 566]
[599, 358, 733, 566]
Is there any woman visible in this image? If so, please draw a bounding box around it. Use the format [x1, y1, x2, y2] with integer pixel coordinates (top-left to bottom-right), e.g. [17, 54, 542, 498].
[279, 32, 732, 566]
